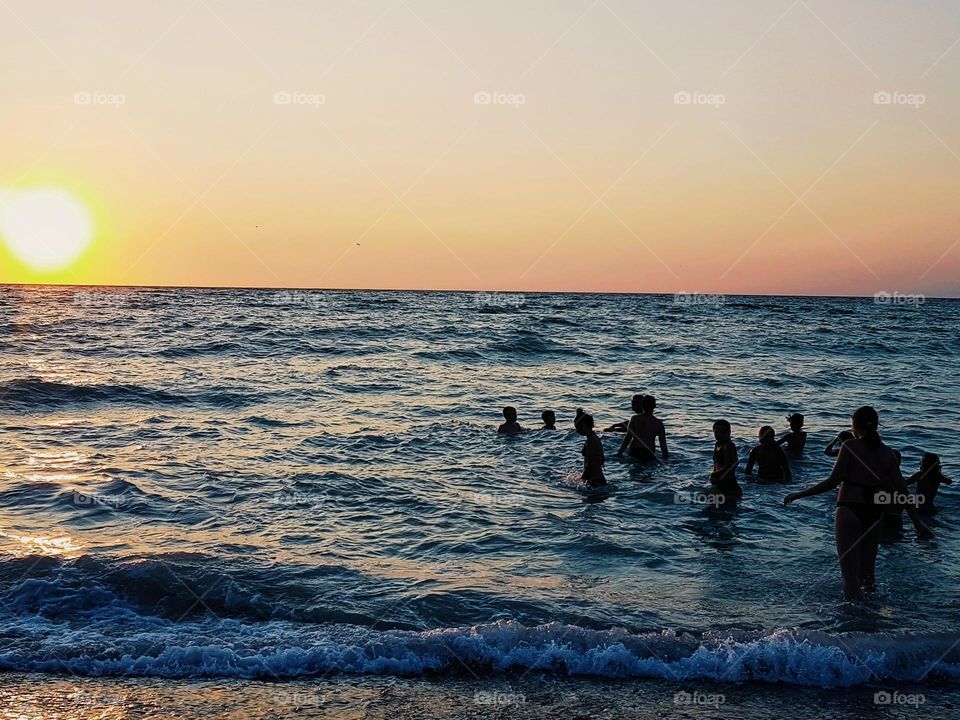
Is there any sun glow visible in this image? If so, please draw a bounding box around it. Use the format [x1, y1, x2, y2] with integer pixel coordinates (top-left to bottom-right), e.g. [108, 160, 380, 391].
[0, 187, 93, 272]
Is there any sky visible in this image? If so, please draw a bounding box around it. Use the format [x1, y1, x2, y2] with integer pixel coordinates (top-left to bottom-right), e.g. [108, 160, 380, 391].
[1, 0, 959, 296]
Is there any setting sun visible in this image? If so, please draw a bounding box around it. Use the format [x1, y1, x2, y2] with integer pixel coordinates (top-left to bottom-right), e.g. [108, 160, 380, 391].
[0, 188, 93, 272]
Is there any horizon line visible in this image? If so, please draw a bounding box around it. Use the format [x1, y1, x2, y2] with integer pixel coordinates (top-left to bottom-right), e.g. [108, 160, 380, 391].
[0, 282, 956, 301]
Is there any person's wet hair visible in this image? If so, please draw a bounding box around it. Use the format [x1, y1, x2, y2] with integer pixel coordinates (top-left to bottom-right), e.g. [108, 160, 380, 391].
[642, 395, 656, 413]
[787, 413, 805, 429]
[713, 419, 731, 436]
[502, 406, 518, 422]
[541, 410, 556, 426]
[852, 405, 881, 449]
[759, 425, 775, 443]
[631, 394, 644, 412]
[575, 409, 594, 432]
[921, 452, 941, 471]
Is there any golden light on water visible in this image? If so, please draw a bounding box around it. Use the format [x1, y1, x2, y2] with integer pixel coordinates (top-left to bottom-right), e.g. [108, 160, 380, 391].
[0, 531, 83, 559]
[0, 188, 93, 272]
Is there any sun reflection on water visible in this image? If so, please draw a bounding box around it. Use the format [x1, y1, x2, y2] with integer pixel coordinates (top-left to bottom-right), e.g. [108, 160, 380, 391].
[0, 531, 83, 558]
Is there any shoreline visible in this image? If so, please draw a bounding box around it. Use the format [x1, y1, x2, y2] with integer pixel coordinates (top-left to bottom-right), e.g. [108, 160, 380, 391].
[1, 672, 955, 719]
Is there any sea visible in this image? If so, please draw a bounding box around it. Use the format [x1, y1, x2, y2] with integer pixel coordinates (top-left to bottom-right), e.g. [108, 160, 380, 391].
[0, 286, 957, 719]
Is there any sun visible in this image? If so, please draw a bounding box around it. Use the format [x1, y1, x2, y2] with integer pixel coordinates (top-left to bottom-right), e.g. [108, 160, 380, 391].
[0, 187, 94, 272]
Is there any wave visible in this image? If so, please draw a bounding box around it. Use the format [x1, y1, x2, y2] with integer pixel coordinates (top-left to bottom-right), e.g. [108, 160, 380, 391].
[0, 378, 186, 407]
[0, 612, 956, 686]
[0, 378, 257, 409]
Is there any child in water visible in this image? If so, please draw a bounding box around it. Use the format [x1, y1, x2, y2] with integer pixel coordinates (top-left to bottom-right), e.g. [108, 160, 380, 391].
[777, 413, 807, 453]
[745, 425, 792, 482]
[711, 419, 742, 497]
[824, 430, 854, 457]
[497, 406, 523, 434]
[908, 453, 952, 512]
[541, 410, 557, 430]
[575, 409, 606, 486]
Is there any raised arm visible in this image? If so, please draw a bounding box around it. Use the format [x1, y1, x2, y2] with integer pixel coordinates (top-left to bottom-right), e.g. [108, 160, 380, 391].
[785, 445, 846, 504]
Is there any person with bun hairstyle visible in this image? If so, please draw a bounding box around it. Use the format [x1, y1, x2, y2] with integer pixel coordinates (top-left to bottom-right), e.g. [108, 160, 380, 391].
[784, 406, 928, 600]
[575, 409, 606, 487]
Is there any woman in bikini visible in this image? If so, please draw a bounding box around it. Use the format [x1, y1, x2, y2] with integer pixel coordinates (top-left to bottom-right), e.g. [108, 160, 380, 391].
[784, 406, 920, 600]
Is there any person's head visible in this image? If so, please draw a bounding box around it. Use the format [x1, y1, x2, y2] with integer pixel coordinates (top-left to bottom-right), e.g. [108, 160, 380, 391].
[759, 425, 775, 444]
[786, 413, 805, 431]
[851, 406, 881, 449]
[642, 395, 656, 413]
[541, 410, 556, 427]
[502, 406, 517, 423]
[574, 409, 594, 436]
[713, 419, 731, 441]
[631, 394, 644, 413]
[921, 452, 942, 474]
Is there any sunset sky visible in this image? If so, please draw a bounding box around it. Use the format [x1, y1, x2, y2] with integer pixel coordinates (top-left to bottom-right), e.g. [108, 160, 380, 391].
[2, 0, 959, 296]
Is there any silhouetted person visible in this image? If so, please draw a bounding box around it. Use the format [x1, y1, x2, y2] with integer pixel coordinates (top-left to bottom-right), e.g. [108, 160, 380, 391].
[498, 406, 522, 434]
[745, 425, 792, 482]
[824, 430, 854, 457]
[575, 409, 606, 486]
[541, 410, 557, 430]
[908, 452, 952, 512]
[710, 419, 741, 498]
[604, 394, 643, 433]
[784, 406, 928, 601]
[616, 394, 667, 461]
[777, 413, 807, 453]
[882, 449, 906, 541]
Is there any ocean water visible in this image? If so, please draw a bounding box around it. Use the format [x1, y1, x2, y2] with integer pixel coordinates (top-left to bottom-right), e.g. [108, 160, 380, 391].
[1, 286, 958, 716]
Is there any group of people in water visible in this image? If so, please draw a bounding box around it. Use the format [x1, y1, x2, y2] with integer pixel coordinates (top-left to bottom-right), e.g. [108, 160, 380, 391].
[497, 396, 951, 601]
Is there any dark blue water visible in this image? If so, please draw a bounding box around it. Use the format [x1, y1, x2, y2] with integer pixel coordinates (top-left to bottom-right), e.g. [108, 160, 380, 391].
[0, 286, 958, 688]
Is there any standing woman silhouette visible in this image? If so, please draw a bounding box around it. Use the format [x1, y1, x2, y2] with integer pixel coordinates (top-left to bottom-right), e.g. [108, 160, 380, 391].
[784, 406, 920, 600]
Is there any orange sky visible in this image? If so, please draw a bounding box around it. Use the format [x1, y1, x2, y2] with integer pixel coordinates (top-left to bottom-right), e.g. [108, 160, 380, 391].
[2, 0, 959, 296]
